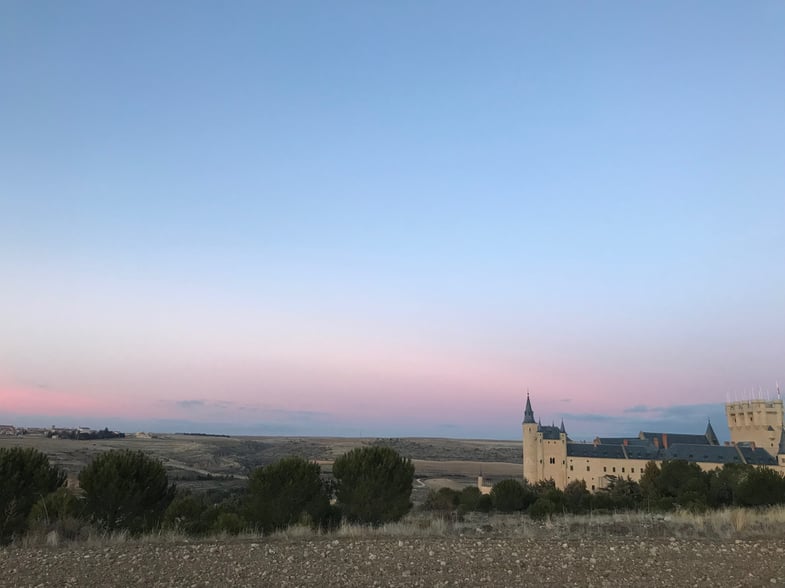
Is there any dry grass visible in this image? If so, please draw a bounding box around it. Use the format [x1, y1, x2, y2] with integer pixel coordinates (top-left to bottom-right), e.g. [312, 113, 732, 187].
[16, 506, 785, 549]
[17, 507, 785, 548]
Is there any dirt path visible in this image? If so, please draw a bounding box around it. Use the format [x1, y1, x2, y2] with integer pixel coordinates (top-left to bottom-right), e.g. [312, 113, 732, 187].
[2, 536, 784, 587]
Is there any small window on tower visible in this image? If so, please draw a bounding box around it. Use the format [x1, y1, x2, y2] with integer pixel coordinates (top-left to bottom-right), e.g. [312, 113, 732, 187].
[549, 457, 555, 464]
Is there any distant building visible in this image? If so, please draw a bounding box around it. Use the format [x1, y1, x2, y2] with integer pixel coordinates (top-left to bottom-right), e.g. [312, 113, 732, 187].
[0, 425, 17, 436]
[518, 395, 785, 491]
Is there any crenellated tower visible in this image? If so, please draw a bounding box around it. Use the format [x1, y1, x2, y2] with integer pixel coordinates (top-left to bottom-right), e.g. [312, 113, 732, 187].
[725, 398, 784, 457]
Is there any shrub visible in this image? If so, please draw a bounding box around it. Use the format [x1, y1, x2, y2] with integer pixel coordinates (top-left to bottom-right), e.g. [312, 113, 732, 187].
[641, 460, 709, 510]
[28, 487, 81, 524]
[563, 480, 591, 513]
[163, 491, 214, 536]
[735, 467, 785, 507]
[489, 479, 530, 512]
[0, 447, 66, 544]
[79, 449, 176, 534]
[332, 446, 414, 525]
[707, 463, 748, 507]
[459, 486, 482, 511]
[476, 494, 493, 513]
[245, 456, 332, 533]
[528, 497, 557, 519]
[422, 488, 460, 511]
[27, 488, 85, 542]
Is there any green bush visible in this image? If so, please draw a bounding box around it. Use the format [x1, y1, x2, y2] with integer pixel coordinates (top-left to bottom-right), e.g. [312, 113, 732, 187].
[244, 456, 332, 533]
[79, 449, 176, 534]
[459, 486, 482, 511]
[641, 460, 709, 510]
[163, 491, 215, 536]
[563, 480, 591, 513]
[422, 488, 460, 511]
[489, 479, 531, 512]
[735, 467, 785, 507]
[28, 487, 81, 524]
[0, 447, 66, 544]
[528, 497, 557, 519]
[476, 494, 493, 512]
[332, 446, 414, 525]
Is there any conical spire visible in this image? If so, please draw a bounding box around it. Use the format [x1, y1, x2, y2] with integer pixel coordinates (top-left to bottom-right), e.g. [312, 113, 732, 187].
[523, 394, 536, 424]
[705, 419, 719, 446]
[778, 428, 785, 456]
[559, 419, 566, 434]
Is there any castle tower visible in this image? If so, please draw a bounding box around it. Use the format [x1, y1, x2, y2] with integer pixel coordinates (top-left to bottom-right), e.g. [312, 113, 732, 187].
[725, 398, 784, 457]
[522, 394, 539, 484]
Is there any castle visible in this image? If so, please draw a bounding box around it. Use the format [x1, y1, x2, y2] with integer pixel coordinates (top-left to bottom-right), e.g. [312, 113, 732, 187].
[521, 395, 785, 491]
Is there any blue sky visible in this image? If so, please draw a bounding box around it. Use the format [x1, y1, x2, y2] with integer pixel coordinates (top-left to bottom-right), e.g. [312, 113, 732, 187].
[1, 2, 784, 439]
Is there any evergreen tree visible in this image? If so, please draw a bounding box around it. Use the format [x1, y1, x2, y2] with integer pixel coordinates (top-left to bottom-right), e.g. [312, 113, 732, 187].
[332, 446, 414, 525]
[245, 456, 333, 533]
[79, 449, 175, 534]
[0, 447, 66, 544]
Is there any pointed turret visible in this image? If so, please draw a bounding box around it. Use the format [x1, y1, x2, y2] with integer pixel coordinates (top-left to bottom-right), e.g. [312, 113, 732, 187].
[523, 394, 536, 424]
[778, 428, 785, 456]
[705, 419, 719, 446]
[559, 419, 566, 434]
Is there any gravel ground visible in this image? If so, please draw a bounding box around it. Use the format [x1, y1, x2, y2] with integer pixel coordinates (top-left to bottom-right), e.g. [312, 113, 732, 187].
[3, 536, 785, 587]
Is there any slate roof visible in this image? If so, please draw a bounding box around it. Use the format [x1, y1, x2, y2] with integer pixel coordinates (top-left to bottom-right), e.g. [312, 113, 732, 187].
[567, 443, 626, 459]
[641, 432, 715, 446]
[738, 446, 778, 466]
[538, 424, 562, 440]
[523, 395, 536, 424]
[664, 444, 743, 464]
[596, 437, 649, 446]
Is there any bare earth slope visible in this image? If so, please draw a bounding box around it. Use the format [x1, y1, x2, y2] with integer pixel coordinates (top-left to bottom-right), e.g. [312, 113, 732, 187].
[3, 537, 784, 587]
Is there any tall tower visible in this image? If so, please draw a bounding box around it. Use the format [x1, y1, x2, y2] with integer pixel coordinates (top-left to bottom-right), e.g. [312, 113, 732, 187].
[725, 398, 784, 457]
[522, 394, 539, 483]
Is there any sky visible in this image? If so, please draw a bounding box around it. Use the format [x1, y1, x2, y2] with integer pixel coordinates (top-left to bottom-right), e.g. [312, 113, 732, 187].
[1, 2, 784, 440]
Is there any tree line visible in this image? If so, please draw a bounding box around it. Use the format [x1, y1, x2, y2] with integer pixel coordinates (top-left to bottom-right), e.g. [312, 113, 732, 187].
[0, 445, 414, 544]
[423, 460, 785, 519]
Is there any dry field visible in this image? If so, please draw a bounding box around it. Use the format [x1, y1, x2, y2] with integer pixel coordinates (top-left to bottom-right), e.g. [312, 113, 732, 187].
[0, 434, 521, 499]
[4, 511, 785, 587]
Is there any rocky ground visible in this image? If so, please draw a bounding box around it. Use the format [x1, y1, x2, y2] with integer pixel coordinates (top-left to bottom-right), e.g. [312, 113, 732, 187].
[3, 535, 784, 587]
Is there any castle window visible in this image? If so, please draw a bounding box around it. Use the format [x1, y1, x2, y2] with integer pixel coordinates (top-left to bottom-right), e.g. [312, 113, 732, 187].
[549, 457, 555, 464]
[631, 468, 635, 473]
[603, 467, 607, 472]
[612, 467, 616, 473]
[622, 467, 625, 473]
[570, 465, 573, 471]
[586, 466, 590, 472]
[591, 485, 595, 491]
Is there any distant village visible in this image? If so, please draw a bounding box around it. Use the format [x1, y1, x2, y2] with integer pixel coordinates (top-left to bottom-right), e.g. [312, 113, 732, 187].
[0, 424, 125, 440]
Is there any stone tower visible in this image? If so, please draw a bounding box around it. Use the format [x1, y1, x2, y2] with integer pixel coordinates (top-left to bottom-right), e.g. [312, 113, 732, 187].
[522, 394, 539, 484]
[725, 398, 784, 457]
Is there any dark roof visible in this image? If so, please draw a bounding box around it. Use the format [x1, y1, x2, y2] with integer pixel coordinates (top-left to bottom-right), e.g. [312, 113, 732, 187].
[641, 432, 713, 446]
[523, 395, 535, 424]
[596, 437, 650, 446]
[624, 445, 664, 460]
[538, 425, 562, 440]
[778, 429, 785, 455]
[567, 443, 626, 459]
[664, 444, 742, 464]
[738, 446, 778, 466]
[705, 421, 719, 446]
